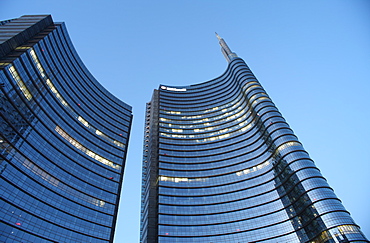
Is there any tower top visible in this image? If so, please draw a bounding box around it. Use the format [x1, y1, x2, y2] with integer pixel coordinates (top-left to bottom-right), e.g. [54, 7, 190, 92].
[215, 33, 238, 63]
[215, 32, 222, 41]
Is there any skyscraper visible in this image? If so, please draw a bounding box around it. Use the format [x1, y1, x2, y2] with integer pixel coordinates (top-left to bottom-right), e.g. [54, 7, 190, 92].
[140, 34, 368, 242]
[0, 15, 132, 242]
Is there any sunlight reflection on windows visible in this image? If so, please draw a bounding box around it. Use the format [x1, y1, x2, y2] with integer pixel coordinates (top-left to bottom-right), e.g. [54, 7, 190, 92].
[235, 161, 270, 176]
[14, 152, 106, 207]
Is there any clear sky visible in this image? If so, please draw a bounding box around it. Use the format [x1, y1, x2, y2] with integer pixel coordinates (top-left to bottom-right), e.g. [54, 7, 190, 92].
[2, 1, 370, 242]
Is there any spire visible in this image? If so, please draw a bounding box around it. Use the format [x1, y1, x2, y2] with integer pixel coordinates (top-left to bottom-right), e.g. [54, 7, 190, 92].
[215, 32, 222, 41]
[215, 33, 238, 63]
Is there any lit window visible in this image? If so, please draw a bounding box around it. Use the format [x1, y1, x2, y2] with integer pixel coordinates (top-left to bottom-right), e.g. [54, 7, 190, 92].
[55, 126, 121, 170]
[78, 116, 89, 127]
[8, 65, 32, 100]
[172, 129, 183, 133]
[30, 49, 125, 147]
[45, 79, 68, 107]
[16, 46, 31, 50]
[159, 175, 207, 183]
[161, 86, 187, 91]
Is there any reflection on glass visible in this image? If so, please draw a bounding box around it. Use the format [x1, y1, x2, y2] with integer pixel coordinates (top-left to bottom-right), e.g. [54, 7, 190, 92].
[55, 126, 120, 170]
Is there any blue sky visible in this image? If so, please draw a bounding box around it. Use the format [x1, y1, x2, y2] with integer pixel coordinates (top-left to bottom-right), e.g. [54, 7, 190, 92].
[2, 1, 370, 242]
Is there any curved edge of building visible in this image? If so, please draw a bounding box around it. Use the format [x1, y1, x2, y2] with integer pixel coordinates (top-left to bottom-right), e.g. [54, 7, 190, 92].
[0, 15, 132, 243]
[140, 35, 368, 243]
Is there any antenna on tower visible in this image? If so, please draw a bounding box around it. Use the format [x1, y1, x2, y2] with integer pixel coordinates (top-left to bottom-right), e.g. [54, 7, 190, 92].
[215, 32, 238, 62]
[215, 32, 222, 41]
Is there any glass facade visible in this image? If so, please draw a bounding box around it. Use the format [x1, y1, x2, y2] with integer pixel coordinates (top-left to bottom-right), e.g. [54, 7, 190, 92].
[0, 15, 132, 242]
[140, 35, 368, 242]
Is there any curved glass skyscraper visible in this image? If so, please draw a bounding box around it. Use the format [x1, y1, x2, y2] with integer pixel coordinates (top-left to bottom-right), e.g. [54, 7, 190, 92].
[140, 34, 368, 242]
[0, 15, 132, 242]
